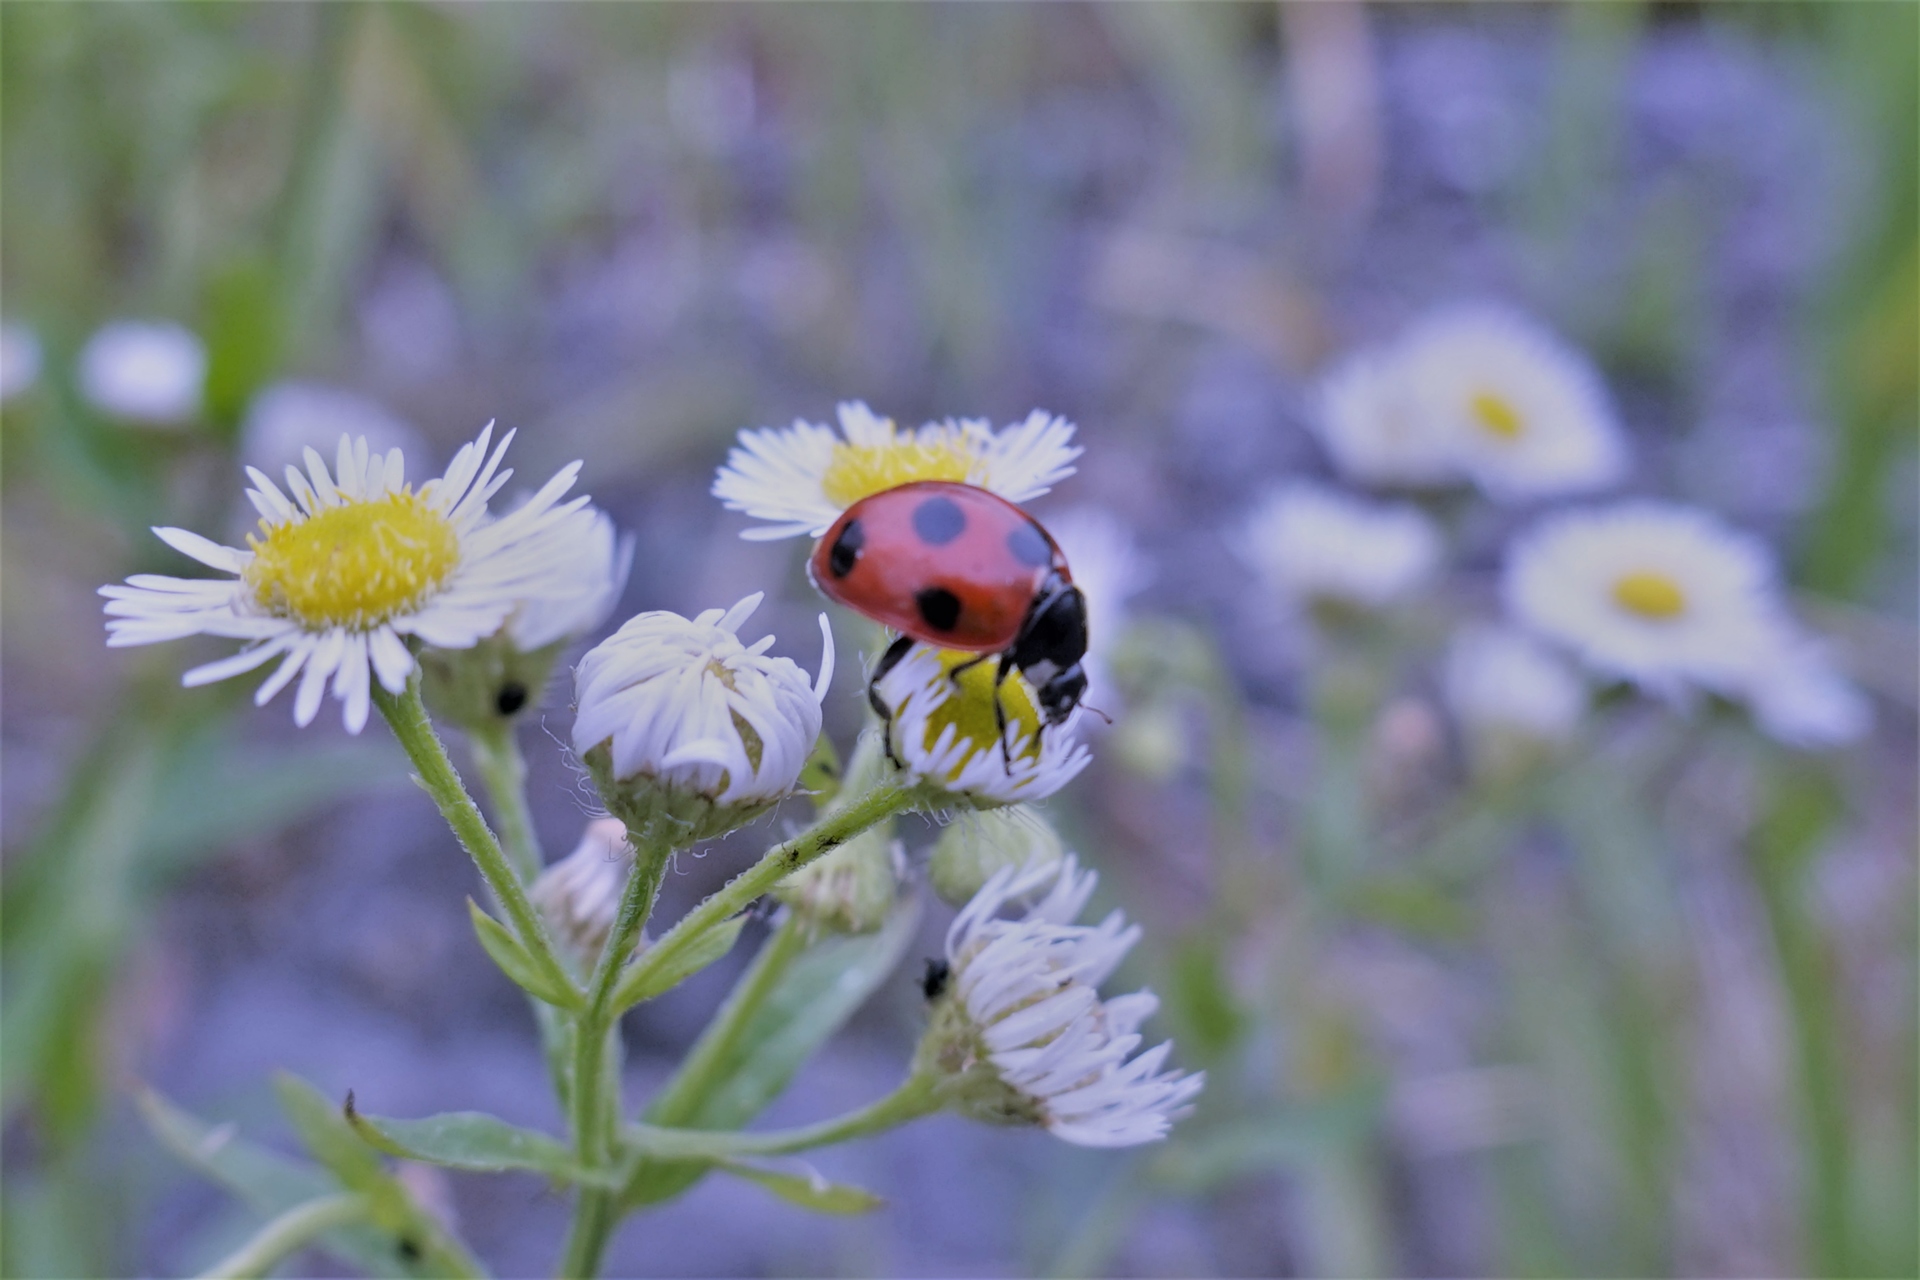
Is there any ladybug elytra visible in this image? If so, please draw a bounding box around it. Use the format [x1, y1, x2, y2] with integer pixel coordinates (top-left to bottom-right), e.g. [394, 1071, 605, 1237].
[807, 480, 1089, 764]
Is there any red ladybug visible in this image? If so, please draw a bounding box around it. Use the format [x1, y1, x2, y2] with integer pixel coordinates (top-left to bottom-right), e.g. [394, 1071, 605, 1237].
[807, 480, 1089, 761]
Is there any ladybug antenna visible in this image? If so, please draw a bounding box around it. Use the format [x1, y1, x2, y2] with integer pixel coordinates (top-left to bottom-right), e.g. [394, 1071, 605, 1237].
[1081, 703, 1114, 726]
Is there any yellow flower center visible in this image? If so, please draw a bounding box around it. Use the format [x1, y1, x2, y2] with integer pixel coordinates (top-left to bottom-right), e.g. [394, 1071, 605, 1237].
[819, 428, 976, 508]
[1469, 390, 1526, 441]
[244, 492, 460, 629]
[919, 649, 1044, 776]
[1611, 570, 1687, 620]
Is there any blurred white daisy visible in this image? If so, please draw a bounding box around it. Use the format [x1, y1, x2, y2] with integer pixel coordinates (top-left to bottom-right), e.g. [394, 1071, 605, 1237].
[1399, 305, 1627, 502]
[572, 592, 832, 842]
[713, 400, 1081, 540]
[507, 508, 635, 652]
[1311, 346, 1456, 487]
[1502, 502, 1785, 702]
[531, 817, 634, 959]
[78, 320, 207, 426]
[873, 644, 1091, 807]
[1744, 631, 1871, 750]
[241, 381, 427, 481]
[1, 322, 42, 403]
[919, 855, 1203, 1147]
[1238, 482, 1441, 609]
[100, 425, 588, 733]
[1443, 623, 1587, 761]
[1041, 505, 1151, 711]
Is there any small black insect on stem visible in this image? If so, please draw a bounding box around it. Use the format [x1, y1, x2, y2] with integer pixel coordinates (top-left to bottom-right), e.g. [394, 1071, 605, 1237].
[920, 957, 951, 1001]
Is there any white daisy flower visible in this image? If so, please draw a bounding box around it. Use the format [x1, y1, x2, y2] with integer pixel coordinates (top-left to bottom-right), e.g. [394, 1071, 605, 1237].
[1238, 482, 1442, 610]
[571, 592, 833, 842]
[100, 424, 589, 734]
[507, 508, 635, 652]
[241, 381, 427, 481]
[1398, 304, 1627, 502]
[1043, 506, 1150, 714]
[1443, 623, 1587, 754]
[919, 855, 1204, 1147]
[78, 319, 207, 426]
[873, 644, 1091, 807]
[1, 322, 42, 404]
[531, 817, 634, 960]
[1744, 631, 1871, 750]
[1502, 502, 1786, 702]
[1311, 345, 1456, 488]
[712, 400, 1081, 540]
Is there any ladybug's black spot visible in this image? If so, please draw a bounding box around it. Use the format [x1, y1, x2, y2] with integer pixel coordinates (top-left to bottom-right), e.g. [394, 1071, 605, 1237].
[1006, 523, 1052, 568]
[914, 586, 962, 632]
[496, 682, 529, 716]
[911, 495, 966, 546]
[828, 518, 864, 578]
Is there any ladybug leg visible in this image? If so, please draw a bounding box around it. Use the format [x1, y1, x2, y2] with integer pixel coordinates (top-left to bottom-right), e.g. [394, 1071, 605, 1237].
[992, 652, 1016, 775]
[867, 634, 916, 769]
[945, 652, 994, 686]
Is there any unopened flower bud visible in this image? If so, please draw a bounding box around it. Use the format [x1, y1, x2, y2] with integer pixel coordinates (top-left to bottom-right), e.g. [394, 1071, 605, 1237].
[774, 825, 901, 935]
[928, 806, 1064, 907]
[572, 593, 833, 845]
[530, 818, 635, 961]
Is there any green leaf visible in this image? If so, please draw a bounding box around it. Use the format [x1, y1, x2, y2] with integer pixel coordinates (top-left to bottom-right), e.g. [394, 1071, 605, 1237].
[797, 732, 843, 805]
[135, 1086, 415, 1279]
[717, 1159, 884, 1214]
[612, 914, 746, 1008]
[468, 898, 583, 1010]
[343, 1098, 615, 1188]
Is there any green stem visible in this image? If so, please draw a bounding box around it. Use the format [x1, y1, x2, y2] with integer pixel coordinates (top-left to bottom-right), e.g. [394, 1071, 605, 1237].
[557, 1189, 616, 1280]
[611, 782, 916, 1015]
[373, 678, 577, 1007]
[627, 1075, 940, 1160]
[468, 720, 545, 883]
[198, 1193, 367, 1280]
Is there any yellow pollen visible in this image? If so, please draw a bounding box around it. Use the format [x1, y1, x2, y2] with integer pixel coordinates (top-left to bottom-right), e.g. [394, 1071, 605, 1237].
[1611, 570, 1687, 620]
[244, 492, 460, 630]
[919, 649, 1044, 776]
[1469, 390, 1526, 441]
[820, 432, 975, 508]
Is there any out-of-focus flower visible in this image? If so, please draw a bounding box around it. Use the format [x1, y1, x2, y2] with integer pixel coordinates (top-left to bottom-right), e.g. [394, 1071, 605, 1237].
[916, 856, 1203, 1147]
[0, 322, 42, 403]
[774, 825, 901, 935]
[101, 426, 587, 733]
[78, 320, 206, 426]
[1042, 506, 1150, 715]
[572, 593, 832, 843]
[1399, 305, 1626, 502]
[1311, 347, 1456, 487]
[1502, 502, 1784, 703]
[872, 644, 1091, 807]
[928, 804, 1066, 906]
[531, 818, 634, 960]
[1238, 482, 1441, 609]
[713, 401, 1080, 540]
[507, 509, 635, 653]
[1744, 632, 1871, 750]
[241, 382, 427, 481]
[1443, 624, 1587, 771]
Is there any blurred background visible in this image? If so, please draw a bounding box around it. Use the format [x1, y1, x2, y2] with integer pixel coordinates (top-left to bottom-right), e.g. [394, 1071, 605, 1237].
[2, 3, 1914, 1277]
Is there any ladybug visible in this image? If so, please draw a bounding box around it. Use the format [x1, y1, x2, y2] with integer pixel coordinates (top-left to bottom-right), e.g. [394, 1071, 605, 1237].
[807, 480, 1089, 765]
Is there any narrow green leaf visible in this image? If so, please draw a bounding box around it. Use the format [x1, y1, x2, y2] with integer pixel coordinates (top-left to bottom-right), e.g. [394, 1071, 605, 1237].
[467, 899, 582, 1010]
[613, 914, 747, 1008]
[343, 1098, 615, 1188]
[718, 1159, 884, 1214]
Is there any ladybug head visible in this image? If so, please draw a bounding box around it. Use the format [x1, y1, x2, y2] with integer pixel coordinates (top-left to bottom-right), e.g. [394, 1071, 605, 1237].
[1011, 576, 1089, 725]
[1036, 662, 1088, 725]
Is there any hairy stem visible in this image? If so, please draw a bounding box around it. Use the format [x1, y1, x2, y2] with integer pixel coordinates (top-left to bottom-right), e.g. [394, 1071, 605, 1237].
[374, 678, 577, 1007]
[468, 719, 545, 883]
[627, 1074, 940, 1160]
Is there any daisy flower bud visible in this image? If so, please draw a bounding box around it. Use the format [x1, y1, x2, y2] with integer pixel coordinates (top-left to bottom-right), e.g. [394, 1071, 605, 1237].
[873, 645, 1091, 808]
[530, 818, 637, 962]
[1237, 482, 1441, 612]
[712, 400, 1081, 541]
[928, 805, 1065, 907]
[915, 856, 1203, 1147]
[100, 425, 590, 734]
[78, 319, 207, 426]
[1443, 624, 1587, 777]
[773, 825, 902, 935]
[571, 593, 833, 845]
